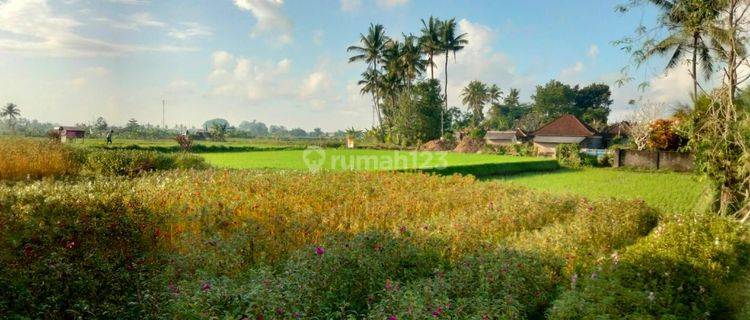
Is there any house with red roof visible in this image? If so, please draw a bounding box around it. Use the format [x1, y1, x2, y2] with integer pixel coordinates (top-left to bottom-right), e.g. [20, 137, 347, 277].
[531, 114, 602, 156]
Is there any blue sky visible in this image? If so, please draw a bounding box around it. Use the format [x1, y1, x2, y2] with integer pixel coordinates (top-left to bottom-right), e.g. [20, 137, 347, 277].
[0, 0, 690, 131]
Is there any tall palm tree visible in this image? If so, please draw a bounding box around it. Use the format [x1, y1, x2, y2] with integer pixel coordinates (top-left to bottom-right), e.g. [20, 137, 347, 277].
[461, 80, 488, 125]
[504, 88, 521, 106]
[399, 33, 426, 91]
[419, 16, 442, 80]
[639, 0, 721, 100]
[487, 84, 502, 105]
[1, 103, 20, 131]
[439, 18, 469, 136]
[358, 68, 382, 125]
[348, 23, 390, 126]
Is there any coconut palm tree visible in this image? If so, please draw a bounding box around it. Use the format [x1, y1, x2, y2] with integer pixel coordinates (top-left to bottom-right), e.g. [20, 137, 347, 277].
[487, 84, 502, 105]
[439, 18, 469, 136]
[419, 16, 442, 80]
[1, 103, 21, 131]
[639, 0, 722, 100]
[399, 33, 426, 91]
[461, 80, 488, 125]
[348, 23, 390, 126]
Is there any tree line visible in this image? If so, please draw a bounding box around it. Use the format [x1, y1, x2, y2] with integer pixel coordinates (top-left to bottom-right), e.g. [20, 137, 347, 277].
[348, 17, 613, 145]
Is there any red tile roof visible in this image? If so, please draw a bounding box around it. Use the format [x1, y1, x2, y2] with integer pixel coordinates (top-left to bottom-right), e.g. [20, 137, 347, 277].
[532, 114, 597, 137]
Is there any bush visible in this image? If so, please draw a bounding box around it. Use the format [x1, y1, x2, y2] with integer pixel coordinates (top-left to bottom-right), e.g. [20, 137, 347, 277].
[0, 180, 170, 318]
[170, 233, 446, 319]
[548, 214, 750, 319]
[556, 144, 583, 168]
[369, 248, 560, 319]
[82, 149, 208, 176]
[414, 160, 560, 177]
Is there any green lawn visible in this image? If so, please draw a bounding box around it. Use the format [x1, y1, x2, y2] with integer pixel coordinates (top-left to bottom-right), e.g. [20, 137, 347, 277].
[491, 168, 710, 214]
[201, 149, 545, 171]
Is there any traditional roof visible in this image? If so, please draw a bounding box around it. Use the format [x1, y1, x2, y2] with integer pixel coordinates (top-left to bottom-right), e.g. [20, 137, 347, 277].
[485, 128, 528, 140]
[56, 126, 85, 132]
[532, 115, 597, 137]
[604, 121, 630, 137]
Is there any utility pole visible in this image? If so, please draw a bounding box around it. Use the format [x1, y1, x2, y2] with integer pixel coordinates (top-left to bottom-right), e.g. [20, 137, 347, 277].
[162, 99, 165, 128]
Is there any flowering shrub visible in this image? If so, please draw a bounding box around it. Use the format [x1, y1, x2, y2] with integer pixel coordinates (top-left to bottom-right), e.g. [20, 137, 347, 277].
[369, 248, 560, 319]
[548, 213, 750, 319]
[0, 179, 170, 318]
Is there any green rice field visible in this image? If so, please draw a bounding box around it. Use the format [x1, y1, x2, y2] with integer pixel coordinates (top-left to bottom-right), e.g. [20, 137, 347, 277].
[201, 149, 546, 171]
[493, 168, 709, 214]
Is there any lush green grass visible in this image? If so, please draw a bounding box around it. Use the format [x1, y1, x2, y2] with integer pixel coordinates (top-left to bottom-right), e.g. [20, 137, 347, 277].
[201, 149, 547, 171]
[492, 168, 709, 214]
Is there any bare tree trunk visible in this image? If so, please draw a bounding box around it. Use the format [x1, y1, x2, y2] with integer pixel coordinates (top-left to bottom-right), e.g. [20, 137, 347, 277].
[429, 52, 434, 80]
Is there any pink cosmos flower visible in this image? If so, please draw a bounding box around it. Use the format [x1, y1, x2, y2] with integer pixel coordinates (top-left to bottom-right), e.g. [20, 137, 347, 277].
[315, 246, 325, 255]
[201, 281, 211, 291]
[388, 316, 397, 320]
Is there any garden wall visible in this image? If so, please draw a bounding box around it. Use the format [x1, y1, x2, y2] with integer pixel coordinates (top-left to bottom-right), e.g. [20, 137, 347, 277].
[613, 149, 693, 172]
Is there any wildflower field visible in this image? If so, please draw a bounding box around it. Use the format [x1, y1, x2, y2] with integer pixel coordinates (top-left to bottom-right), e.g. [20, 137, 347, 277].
[0, 138, 749, 319]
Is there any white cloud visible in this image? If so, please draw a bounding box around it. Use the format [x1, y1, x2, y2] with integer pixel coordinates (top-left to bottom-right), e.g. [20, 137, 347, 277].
[233, 0, 293, 44]
[107, 0, 149, 4]
[165, 79, 197, 95]
[340, 0, 361, 12]
[560, 61, 584, 79]
[376, 0, 409, 8]
[588, 44, 599, 59]
[168, 22, 213, 40]
[96, 12, 165, 30]
[0, 0, 195, 56]
[207, 50, 294, 101]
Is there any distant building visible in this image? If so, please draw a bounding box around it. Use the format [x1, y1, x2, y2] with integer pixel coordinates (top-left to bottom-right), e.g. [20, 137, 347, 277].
[484, 128, 530, 146]
[531, 115, 602, 156]
[55, 126, 86, 143]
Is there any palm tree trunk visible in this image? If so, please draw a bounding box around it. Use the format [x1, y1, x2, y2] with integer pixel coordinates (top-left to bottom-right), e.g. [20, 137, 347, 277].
[429, 52, 434, 80]
[442, 50, 449, 138]
[692, 32, 699, 100]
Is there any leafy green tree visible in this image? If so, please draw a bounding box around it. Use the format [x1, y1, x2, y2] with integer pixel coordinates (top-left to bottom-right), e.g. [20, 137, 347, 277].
[461, 80, 488, 125]
[419, 16, 442, 80]
[202, 118, 230, 130]
[289, 128, 308, 138]
[532, 80, 577, 120]
[125, 118, 140, 132]
[438, 18, 469, 136]
[348, 23, 390, 127]
[392, 79, 444, 145]
[575, 83, 613, 125]
[94, 117, 108, 132]
[487, 84, 502, 105]
[310, 127, 325, 138]
[238, 120, 269, 137]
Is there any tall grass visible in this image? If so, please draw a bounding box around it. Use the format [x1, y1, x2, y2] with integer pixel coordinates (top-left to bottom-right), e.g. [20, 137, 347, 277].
[0, 138, 81, 180]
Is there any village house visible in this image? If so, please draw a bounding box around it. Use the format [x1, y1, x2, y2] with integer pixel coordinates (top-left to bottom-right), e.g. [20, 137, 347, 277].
[54, 126, 86, 143]
[531, 114, 602, 156]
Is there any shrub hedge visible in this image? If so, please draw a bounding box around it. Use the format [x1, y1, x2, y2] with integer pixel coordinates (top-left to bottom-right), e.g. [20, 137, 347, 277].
[412, 159, 560, 177]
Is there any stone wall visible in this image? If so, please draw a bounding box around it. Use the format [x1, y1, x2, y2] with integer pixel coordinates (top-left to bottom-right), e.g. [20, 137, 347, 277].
[613, 149, 694, 172]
